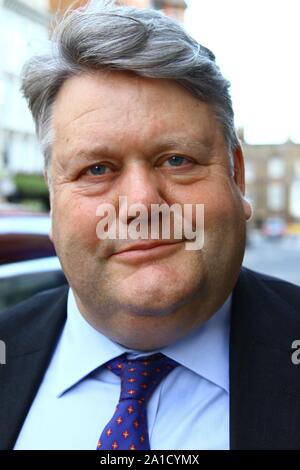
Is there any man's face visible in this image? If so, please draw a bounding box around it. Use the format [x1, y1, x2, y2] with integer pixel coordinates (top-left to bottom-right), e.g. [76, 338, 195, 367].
[49, 71, 251, 350]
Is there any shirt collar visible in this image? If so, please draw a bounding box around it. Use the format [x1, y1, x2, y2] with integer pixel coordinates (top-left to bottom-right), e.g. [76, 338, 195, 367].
[161, 295, 231, 392]
[54, 289, 230, 397]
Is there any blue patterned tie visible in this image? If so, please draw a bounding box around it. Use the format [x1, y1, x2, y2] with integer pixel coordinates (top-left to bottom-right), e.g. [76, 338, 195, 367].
[96, 353, 178, 450]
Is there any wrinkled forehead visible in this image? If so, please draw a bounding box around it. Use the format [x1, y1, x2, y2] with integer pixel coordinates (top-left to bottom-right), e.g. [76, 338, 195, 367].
[53, 70, 206, 121]
[52, 70, 224, 152]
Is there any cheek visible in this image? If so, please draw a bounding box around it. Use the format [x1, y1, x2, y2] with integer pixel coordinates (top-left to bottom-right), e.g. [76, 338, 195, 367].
[51, 193, 100, 248]
[184, 181, 245, 239]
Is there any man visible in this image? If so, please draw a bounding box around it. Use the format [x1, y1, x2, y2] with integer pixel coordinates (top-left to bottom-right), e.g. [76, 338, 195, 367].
[1, 0, 300, 450]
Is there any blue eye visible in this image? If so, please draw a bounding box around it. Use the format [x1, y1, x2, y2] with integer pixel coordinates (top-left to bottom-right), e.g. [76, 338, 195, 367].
[88, 164, 108, 176]
[166, 156, 187, 167]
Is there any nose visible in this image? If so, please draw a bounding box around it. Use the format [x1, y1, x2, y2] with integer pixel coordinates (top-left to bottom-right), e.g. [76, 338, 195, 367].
[118, 161, 165, 226]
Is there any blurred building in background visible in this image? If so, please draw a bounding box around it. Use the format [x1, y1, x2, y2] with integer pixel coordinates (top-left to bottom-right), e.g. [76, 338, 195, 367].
[0, 0, 50, 204]
[49, 0, 187, 22]
[240, 129, 300, 226]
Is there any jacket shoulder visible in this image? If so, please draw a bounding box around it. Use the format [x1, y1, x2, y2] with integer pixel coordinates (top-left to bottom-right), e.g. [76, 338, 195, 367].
[236, 267, 300, 348]
[242, 267, 300, 310]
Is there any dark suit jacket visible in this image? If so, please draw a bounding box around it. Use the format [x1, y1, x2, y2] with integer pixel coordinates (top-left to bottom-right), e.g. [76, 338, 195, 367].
[1, 267, 300, 450]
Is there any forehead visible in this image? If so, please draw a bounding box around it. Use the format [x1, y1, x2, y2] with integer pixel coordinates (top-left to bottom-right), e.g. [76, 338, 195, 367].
[52, 71, 221, 150]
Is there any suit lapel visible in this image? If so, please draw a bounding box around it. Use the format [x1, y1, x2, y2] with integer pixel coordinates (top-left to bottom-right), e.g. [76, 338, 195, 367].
[230, 268, 300, 449]
[0, 287, 68, 450]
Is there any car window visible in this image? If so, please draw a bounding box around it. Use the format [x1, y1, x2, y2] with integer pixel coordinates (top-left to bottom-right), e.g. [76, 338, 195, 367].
[0, 270, 67, 312]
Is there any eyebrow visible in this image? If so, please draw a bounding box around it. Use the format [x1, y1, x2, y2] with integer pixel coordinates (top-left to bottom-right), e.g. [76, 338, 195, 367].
[157, 137, 213, 153]
[70, 136, 213, 163]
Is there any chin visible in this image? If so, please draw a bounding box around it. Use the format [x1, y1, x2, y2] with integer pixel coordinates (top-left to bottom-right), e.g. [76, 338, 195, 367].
[115, 283, 195, 318]
[119, 295, 178, 317]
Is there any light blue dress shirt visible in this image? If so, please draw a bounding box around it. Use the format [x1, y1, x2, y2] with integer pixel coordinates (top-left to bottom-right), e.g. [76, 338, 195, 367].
[14, 289, 231, 450]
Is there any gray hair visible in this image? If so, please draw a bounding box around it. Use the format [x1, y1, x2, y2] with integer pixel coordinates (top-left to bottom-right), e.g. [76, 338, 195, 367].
[21, 0, 238, 171]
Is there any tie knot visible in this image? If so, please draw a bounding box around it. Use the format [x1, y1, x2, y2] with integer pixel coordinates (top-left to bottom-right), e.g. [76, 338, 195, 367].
[106, 353, 178, 402]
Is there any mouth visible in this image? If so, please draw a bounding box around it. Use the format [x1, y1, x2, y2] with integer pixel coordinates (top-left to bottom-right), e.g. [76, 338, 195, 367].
[111, 240, 183, 264]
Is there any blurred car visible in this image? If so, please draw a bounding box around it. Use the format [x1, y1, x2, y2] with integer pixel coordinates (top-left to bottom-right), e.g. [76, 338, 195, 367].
[0, 211, 67, 311]
[261, 217, 287, 238]
[0, 212, 56, 264]
[0, 256, 67, 312]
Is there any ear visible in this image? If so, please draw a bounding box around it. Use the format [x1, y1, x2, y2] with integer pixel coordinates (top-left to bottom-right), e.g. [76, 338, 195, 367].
[232, 144, 253, 221]
[44, 169, 53, 242]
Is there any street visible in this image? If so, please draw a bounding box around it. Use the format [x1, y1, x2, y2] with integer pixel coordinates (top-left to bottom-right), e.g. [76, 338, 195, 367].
[244, 232, 300, 286]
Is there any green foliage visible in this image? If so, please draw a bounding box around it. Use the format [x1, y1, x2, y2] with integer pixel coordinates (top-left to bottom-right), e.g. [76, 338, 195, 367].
[14, 173, 48, 196]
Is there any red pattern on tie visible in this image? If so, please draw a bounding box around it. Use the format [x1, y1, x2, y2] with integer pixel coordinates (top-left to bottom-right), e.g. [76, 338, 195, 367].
[96, 353, 178, 450]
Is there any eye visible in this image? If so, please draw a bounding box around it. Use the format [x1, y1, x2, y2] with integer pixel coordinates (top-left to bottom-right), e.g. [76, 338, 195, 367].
[86, 164, 110, 176]
[163, 155, 190, 167]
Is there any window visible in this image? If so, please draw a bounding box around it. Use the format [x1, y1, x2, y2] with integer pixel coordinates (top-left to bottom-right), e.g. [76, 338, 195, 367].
[294, 160, 300, 178]
[267, 158, 285, 179]
[245, 161, 254, 183]
[3, 0, 49, 26]
[289, 181, 300, 218]
[267, 182, 284, 210]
